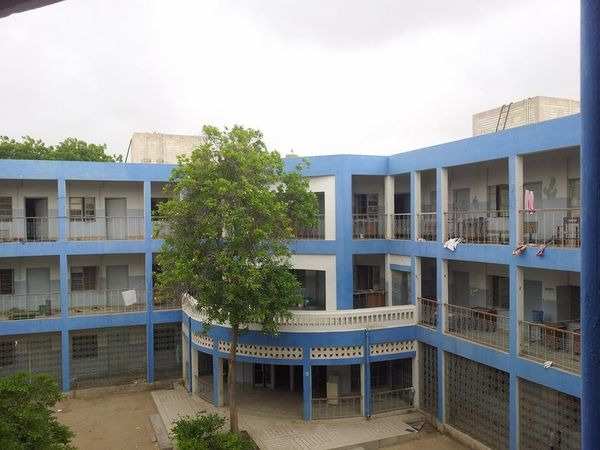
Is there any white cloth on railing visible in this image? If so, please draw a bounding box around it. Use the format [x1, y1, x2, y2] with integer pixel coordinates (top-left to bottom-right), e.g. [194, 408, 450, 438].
[121, 290, 137, 306]
[443, 237, 462, 252]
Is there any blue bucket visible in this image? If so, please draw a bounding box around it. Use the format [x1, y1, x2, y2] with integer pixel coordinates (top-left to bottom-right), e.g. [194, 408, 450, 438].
[531, 310, 544, 323]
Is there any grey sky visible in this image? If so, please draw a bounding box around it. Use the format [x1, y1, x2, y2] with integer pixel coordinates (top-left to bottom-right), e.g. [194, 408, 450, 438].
[0, 0, 579, 158]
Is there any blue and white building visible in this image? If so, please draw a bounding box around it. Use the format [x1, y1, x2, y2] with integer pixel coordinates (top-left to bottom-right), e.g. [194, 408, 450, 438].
[0, 114, 582, 449]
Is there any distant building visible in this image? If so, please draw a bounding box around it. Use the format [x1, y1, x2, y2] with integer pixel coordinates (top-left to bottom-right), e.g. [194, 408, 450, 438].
[128, 132, 202, 163]
[473, 96, 579, 136]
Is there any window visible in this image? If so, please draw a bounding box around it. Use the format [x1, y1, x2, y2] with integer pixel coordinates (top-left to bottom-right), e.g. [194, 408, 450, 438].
[354, 265, 381, 290]
[0, 197, 12, 221]
[353, 193, 379, 215]
[489, 275, 509, 309]
[0, 269, 14, 295]
[568, 178, 580, 209]
[72, 334, 98, 359]
[70, 266, 97, 291]
[69, 197, 95, 221]
[292, 269, 325, 310]
[0, 340, 16, 367]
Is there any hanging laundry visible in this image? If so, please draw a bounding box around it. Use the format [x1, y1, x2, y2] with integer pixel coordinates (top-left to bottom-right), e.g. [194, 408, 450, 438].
[524, 189, 536, 214]
[443, 237, 462, 252]
[513, 243, 528, 256]
[536, 243, 548, 257]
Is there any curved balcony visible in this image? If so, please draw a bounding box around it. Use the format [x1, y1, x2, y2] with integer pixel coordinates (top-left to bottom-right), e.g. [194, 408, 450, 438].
[182, 296, 415, 332]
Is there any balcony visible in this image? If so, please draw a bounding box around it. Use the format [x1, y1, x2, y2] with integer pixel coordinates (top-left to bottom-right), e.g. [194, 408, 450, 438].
[353, 214, 385, 239]
[353, 289, 386, 309]
[416, 297, 438, 328]
[0, 293, 60, 320]
[520, 208, 580, 247]
[392, 213, 411, 239]
[519, 320, 580, 373]
[0, 216, 58, 242]
[183, 296, 415, 332]
[446, 210, 509, 244]
[295, 213, 325, 239]
[416, 212, 436, 241]
[68, 216, 144, 241]
[69, 289, 146, 315]
[445, 303, 509, 350]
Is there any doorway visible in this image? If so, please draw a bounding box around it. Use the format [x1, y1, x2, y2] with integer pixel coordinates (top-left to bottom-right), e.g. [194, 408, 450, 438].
[105, 198, 127, 239]
[25, 198, 48, 241]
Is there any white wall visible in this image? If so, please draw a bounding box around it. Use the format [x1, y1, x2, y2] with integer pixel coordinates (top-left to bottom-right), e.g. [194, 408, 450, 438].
[447, 261, 508, 309]
[522, 268, 579, 323]
[0, 180, 59, 215]
[0, 256, 60, 294]
[447, 159, 508, 210]
[68, 254, 145, 289]
[420, 170, 436, 211]
[309, 176, 336, 240]
[292, 254, 336, 311]
[67, 181, 144, 214]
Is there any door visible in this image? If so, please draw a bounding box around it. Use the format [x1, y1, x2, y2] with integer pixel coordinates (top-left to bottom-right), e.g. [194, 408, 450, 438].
[106, 265, 129, 308]
[105, 198, 127, 239]
[27, 268, 51, 313]
[524, 280, 543, 322]
[451, 271, 469, 306]
[392, 271, 410, 305]
[25, 198, 48, 241]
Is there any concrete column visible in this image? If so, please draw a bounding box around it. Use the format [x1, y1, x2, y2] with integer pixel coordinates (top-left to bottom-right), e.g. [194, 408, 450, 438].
[412, 256, 421, 305]
[302, 362, 312, 420]
[385, 254, 392, 306]
[187, 317, 193, 393]
[508, 265, 522, 450]
[436, 349, 445, 423]
[335, 169, 354, 309]
[61, 330, 70, 392]
[59, 253, 70, 391]
[384, 175, 395, 239]
[57, 178, 67, 241]
[436, 168, 447, 243]
[191, 349, 199, 394]
[410, 171, 421, 240]
[436, 258, 448, 334]
[143, 181, 152, 241]
[509, 155, 524, 247]
[363, 330, 371, 417]
[582, 2, 600, 447]
[212, 354, 224, 407]
[145, 251, 154, 383]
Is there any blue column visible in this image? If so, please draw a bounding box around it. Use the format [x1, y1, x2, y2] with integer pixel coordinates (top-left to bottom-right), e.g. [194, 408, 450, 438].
[508, 265, 519, 450]
[363, 330, 371, 417]
[410, 256, 417, 305]
[57, 178, 67, 241]
[435, 168, 444, 243]
[435, 257, 445, 423]
[187, 316, 193, 393]
[410, 171, 418, 240]
[435, 346, 444, 423]
[212, 342, 222, 406]
[143, 181, 152, 241]
[302, 345, 312, 420]
[581, 2, 600, 448]
[335, 168, 353, 309]
[145, 251, 154, 383]
[59, 253, 70, 391]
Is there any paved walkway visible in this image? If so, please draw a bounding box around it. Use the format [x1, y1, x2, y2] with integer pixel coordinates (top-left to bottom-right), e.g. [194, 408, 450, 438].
[151, 388, 420, 450]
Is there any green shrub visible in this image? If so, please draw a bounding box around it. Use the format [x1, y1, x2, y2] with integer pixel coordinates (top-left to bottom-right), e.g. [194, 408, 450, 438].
[171, 413, 255, 450]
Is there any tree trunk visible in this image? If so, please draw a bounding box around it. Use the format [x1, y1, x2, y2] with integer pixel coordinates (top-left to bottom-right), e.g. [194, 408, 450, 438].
[227, 325, 239, 433]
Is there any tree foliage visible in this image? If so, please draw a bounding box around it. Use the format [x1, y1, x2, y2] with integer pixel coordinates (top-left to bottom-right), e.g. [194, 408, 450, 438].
[171, 413, 255, 450]
[156, 125, 318, 431]
[0, 373, 74, 450]
[0, 136, 122, 162]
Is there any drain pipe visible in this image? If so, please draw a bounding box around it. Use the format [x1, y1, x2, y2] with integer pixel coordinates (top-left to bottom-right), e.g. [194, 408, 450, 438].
[581, 1, 600, 448]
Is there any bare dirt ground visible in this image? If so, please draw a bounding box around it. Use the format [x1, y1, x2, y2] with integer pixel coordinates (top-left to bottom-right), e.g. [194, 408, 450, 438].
[56, 390, 159, 450]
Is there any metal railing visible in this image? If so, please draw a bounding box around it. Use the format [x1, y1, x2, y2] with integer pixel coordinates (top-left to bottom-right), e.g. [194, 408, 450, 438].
[417, 212, 436, 241]
[69, 289, 146, 315]
[392, 213, 411, 239]
[520, 208, 580, 247]
[353, 289, 386, 309]
[0, 217, 58, 242]
[312, 395, 362, 419]
[295, 214, 325, 239]
[445, 303, 509, 350]
[194, 375, 213, 402]
[353, 214, 386, 239]
[0, 293, 60, 320]
[417, 297, 438, 328]
[68, 216, 145, 240]
[371, 387, 414, 414]
[446, 210, 509, 244]
[519, 320, 580, 373]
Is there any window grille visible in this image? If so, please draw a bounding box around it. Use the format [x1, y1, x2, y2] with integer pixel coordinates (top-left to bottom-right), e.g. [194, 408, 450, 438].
[70, 266, 97, 291]
[0, 333, 62, 384]
[419, 342, 437, 416]
[69, 197, 95, 221]
[154, 323, 182, 380]
[0, 268, 14, 294]
[0, 196, 12, 221]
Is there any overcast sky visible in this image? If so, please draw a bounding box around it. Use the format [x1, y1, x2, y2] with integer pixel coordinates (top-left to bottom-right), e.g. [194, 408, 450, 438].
[0, 0, 579, 158]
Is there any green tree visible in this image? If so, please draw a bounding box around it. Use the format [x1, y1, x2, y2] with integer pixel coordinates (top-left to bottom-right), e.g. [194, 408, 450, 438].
[0, 135, 122, 161]
[156, 125, 318, 432]
[0, 373, 74, 450]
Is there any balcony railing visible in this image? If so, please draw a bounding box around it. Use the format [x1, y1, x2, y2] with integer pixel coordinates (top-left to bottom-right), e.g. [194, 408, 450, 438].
[445, 303, 509, 351]
[446, 210, 509, 244]
[194, 375, 213, 403]
[153, 295, 181, 310]
[519, 320, 580, 373]
[520, 208, 580, 247]
[69, 289, 146, 315]
[370, 387, 414, 414]
[295, 214, 325, 239]
[152, 217, 171, 239]
[183, 295, 415, 332]
[312, 394, 362, 419]
[68, 216, 145, 240]
[392, 213, 411, 239]
[416, 212, 436, 241]
[0, 217, 58, 242]
[353, 289, 386, 309]
[417, 297, 438, 328]
[353, 214, 386, 239]
[0, 293, 60, 320]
